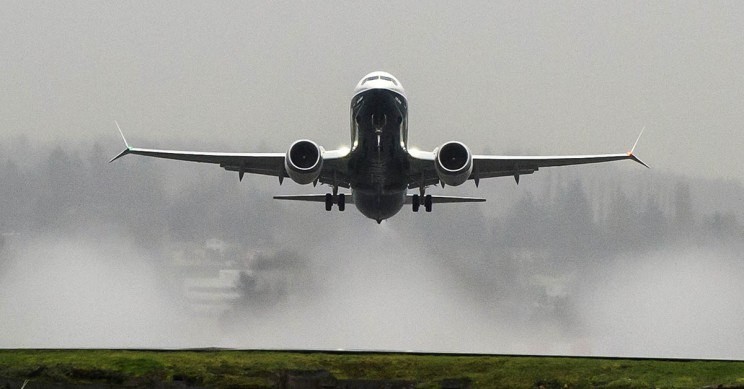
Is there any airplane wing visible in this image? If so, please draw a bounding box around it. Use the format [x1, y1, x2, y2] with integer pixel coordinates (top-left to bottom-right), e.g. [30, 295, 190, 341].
[470, 151, 648, 181]
[111, 145, 286, 177]
[407, 130, 648, 189]
[109, 123, 351, 185]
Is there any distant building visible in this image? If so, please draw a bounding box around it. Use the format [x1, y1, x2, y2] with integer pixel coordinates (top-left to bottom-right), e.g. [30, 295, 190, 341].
[183, 269, 243, 316]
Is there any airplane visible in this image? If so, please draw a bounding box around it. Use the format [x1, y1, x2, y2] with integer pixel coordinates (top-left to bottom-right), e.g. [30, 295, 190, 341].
[111, 71, 648, 224]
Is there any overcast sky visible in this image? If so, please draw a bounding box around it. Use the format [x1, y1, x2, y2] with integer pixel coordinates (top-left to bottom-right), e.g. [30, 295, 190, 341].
[2, 2, 744, 358]
[2, 1, 744, 180]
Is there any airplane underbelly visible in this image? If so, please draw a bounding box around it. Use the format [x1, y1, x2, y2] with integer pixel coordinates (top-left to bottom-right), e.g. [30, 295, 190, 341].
[353, 189, 405, 221]
[348, 88, 409, 221]
[349, 157, 407, 221]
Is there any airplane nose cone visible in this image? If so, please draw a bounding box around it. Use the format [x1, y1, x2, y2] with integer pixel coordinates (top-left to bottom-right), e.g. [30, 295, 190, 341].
[354, 71, 405, 97]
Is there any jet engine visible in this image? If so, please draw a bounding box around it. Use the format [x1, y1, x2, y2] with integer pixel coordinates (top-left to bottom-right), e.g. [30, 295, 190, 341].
[284, 140, 323, 185]
[435, 141, 473, 186]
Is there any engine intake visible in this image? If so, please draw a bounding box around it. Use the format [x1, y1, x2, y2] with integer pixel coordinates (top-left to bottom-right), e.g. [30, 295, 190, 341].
[435, 141, 473, 187]
[285, 140, 323, 185]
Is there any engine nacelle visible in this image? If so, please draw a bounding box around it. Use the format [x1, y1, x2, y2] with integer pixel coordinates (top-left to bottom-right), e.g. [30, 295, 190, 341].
[435, 141, 473, 187]
[284, 140, 323, 185]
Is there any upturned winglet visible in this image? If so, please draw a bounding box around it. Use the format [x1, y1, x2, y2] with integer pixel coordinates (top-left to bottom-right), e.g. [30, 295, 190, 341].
[109, 121, 132, 163]
[627, 126, 649, 168]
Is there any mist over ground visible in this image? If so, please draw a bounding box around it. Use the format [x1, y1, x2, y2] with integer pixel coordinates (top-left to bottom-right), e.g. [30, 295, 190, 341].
[1, 138, 742, 358]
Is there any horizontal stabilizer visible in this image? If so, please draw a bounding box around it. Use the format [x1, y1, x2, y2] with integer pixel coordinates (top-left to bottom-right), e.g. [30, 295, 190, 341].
[273, 194, 351, 202]
[404, 195, 486, 204]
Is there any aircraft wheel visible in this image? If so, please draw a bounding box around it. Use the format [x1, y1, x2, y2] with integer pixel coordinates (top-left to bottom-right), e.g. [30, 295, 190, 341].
[338, 193, 346, 212]
[424, 195, 432, 212]
[325, 193, 333, 211]
[412, 194, 420, 212]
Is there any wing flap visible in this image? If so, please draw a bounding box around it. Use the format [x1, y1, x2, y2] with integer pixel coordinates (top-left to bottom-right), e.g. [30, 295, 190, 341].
[118, 146, 285, 165]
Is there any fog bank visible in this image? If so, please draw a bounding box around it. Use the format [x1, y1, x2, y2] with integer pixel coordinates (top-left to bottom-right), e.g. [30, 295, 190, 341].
[0, 140, 742, 358]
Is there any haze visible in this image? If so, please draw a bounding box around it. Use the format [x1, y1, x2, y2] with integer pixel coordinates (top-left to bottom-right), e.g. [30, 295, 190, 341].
[1, 2, 743, 359]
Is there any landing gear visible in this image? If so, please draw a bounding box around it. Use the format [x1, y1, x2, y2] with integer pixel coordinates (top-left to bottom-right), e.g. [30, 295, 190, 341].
[412, 193, 432, 213]
[325, 193, 333, 211]
[325, 192, 346, 211]
[338, 193, 346, 212]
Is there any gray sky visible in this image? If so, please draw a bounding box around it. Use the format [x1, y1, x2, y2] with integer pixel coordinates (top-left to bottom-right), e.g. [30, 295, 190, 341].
[2, 1, 744, 179]
[2, 2, 744, 358]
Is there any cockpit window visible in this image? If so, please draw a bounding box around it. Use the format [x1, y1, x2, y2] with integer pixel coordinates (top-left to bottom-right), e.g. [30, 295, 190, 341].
[380, 76, 398, 85]
[362, 76, 379, 85]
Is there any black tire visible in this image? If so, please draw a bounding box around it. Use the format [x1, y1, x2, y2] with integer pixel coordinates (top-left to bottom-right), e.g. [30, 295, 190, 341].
[412, 194, 420, 212]
[338, 193, 346, 212]
[424, 194, 432, 212]
[325, 193, 333, 211]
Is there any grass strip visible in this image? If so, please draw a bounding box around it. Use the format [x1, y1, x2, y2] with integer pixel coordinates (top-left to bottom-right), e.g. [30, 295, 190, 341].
[0, 350, 743, 388]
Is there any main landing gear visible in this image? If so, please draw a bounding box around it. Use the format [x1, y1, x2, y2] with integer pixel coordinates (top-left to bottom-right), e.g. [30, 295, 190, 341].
[411, 194, 432, 213]
[325, 193, 345, 211]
